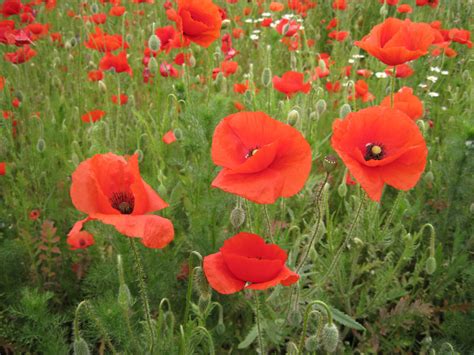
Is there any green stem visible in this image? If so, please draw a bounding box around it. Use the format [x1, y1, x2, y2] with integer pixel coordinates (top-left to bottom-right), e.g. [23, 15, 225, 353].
[298, 300, 333, 354]
[263, 205, 275, 243]
[254, 292, 265, 354]
[320, 197, 365, 284]
[129, 238, 155, 354]
[296, 173, 329, 273]
[390, 66, 396, 108]
[184, 251, 203, 322]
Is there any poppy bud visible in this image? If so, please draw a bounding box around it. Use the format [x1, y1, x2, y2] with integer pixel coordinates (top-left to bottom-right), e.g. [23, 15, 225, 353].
[416, 120, 427, 135]
[316, 99, 327, 115]
[126, 34, 133, 44]
[71, 152, 80, 167]
[148, 34, 161, 52]
[424, 171, 434, 184]
[70, 37, 77, 47]
[353, 237, 364, 247]
[339, 103, 351, 118]
[148, 57, 158, 74]
[323, 155, 338, 173]
[425, 256, 436, 275]
[402, 232, 411, 243]
[198, 295, 210, 313]
[320, 323, 339, 353]
[65, 41, 72, 49]
[282, 23, 290, 36]
[462, 69, 471, 82]
[118, 284, 132, 307]
[230, 206, 245, 228]
[98, 80, 107, 92]
[309, 111, 318, 121]
[338, 182, 347, 197]
[261, 67, 272, 87]
[193, 266, 211, 300]
[286, 341, 299, 354]
[291, 53, 297, 71]
[188, 54, 196, 67]
[216, 308, 225, 334]
[305, 335, 319, 352]
[91, 3, 99, 13]
[73, 337, 91, 355]
[288, 308, 302, 326]
[222, 19, 231, 28]
[318, 59, 326, 72]
[379, 3, 388, 16]
[287, 109, 300, 126]
[173, 128, 183, 140]
[36, 138, 46, 153]
[134, 149, 144, 162]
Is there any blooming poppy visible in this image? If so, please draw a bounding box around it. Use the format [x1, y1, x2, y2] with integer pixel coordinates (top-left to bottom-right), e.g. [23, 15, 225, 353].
[29, 209, 41, 221]
[272, 71, 311, 98]
[211, 111, 312, 204]
[1, 0, 21, 17]
[155, 25, 183, 53]
[381, 87, 423, 121]
[397, 4, 412, 13]
[162, 130, 177, 144]
[87, 70, 104, 81]
[167, 0, 222, 48]
[332, 0, 346, 10]
[111, 94, 128, 105]
[233, 80, 249, 94]
[68, 153, 174, 249]
[328, 30, 349, 42]
[203, 232, 299, 294]
[81, 110, 105, 123]
[160, 62, 180, 77]
[67, 230, 95, 250]
[331, 106, 427, 201]
[99, 50, 132, 76]
[385, 64, 414, 78]
[269, 2, 284, 12]
[4, 45, 37, 64]
[378, 0, 398, 5]
[349, 80, 375, 103]
[276, 19, 300, 37]
[355, 18, 435, 66]
[0, 162, 6, 176]
[84, 27, 128, 52]
[448, 29, 472, 48]
[416, 0, 438, 8]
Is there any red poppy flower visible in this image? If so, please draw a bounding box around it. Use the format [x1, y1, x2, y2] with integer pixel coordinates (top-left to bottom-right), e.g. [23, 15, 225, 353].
[220, 60, 238, 77]
[167, 0, 222, 48]
[99, 50, 132, 76]
[162, 130, 177, 144]
[331, 106, 427, 201]
[68, 153, 174, 249]
[385, 64, 414, 78]
[416, 0, 438, 8]
[160, 62, 180, 77]
[1, 0, 21, 17]
[211, 111, 312, 204]
[378, 0, 398, 5]
[233, 80, 249, 94]
[0, 162, 6, 176]
[276, 19, 300, 37]
[448, 29, 472, 48]
[155, 25, 183, 53]
[355, 18, 435, 66]
[109, 6, 126, 16]
[328, 30, 349, 41]
[332, 0, 346, 10]
[0, 76, 5, 91]
[269, 2, 284, 11]
[84, 27, 128, 52]
[349, 80, 375, 103]
[203, 232, 299, 294]
[381, 87, 423, 121]
[272, 71, 311, 98]
[91, 13, 107, 24]
[4, 45, 37, 64]
[87, 70, 104, 81]
[29, 209, 41, 221]
[397, 4, 412, 13]
[81, 110, 105, 123]
[111, 94, 128, 105]
[67, 230, 95, 250]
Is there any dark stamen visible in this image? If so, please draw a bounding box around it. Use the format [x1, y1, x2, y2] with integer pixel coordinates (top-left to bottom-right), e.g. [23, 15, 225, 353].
[364, 143, 385, 161]
[245, 147, 259, 159]
[110, 192, 135, 214]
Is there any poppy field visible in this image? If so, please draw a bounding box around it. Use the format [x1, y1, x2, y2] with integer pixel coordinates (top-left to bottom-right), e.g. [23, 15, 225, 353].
[0, 0, 473, 353]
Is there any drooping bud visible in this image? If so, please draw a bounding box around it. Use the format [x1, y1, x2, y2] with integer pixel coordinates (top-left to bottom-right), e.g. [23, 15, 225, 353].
[339, 104, 351, 118]
[98, 80, 107, 92]
[230, 206, 245, 228]
[424, 171, 434, 184]
[425, 256, 437, 275]
[323, 155, 338, 173]
[305, 335, 319, 352]
[73, 337, 91, 355]
[148, 34, 161, 52]
[287, 109, 300, 126]
[316, 99, 327, 116]
[134, 149, 144, 162]
[36, 138, 46, 153]
[288, 308, 302, 327]
[286, 341, 299, 354]
[193, 266, 211, 300]
[320, 323, 339, 353]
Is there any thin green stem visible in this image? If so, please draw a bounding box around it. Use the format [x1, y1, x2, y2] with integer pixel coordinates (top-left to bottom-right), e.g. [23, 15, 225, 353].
[129, 238, 155, 354]
[254, 292, 265, 354]
[320, 197, 365, 284]
[184, 251, 203, 323]
[263, 205, 275, 243]
[390, 66, 396, 108]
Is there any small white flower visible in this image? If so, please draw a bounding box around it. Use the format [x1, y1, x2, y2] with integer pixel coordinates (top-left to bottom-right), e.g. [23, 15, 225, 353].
[428, 92, 439, 97]
[427, 76, 438, 83]
[252, 30, 261, 34]
[262, 12, 271, 17]
[441, 106, 447, 111]
[430, 66, 441, 72]
[375, 72, 388, 78]
[352, 54, 365, 59]
[250, 34, 259, 41]
[441, 70, 449, 75]
[419, 83, 428, 88]
[348, 59, 355, 64]
[244, 19, 254, 24]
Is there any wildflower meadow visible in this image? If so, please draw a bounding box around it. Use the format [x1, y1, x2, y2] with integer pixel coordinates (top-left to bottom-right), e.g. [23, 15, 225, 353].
[0, 0, 473, 353]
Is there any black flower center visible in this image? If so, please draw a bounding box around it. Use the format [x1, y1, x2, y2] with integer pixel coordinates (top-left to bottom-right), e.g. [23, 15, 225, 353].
[364, 143, 385, 161]
[245, 147, 259, 159]
[110, 192, 135, 214]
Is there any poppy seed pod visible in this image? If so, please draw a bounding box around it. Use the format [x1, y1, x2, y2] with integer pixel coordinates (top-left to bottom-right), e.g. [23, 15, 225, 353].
[424, 171, 434, 184]
[73, 337, 91, 355]
[320, 323, 339, 353]
[323, 155, 338, 173]
[230, 206, 246, 228]
[425, 256, 437, 275]
[148, 34, 161, 52]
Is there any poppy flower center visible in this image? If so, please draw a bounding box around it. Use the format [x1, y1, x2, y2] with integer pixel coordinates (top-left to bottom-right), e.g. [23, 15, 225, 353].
[245, 147, 259, 159]
[110, 192, 135, 214]
[364, 143, 385, 161]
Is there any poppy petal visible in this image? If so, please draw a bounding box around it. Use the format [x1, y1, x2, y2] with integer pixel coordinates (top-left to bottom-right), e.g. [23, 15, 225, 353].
[246, 266, 299, 290]
[203, 252, 246, 294]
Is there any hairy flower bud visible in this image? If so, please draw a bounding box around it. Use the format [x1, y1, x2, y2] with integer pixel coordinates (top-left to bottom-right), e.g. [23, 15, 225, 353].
[337, 182, 347, 197]
[305, 335, 319, 352]
[73, 337, 91, 355]
[230, 206, 246, 228]
[261, 67, 272, 87]
[288, 308, 302, 327]
[287, 109, 300, 126]
[320, 323, 339, 353]
[36, 138, 46, 153]
[316, 99, 327, 115]
[339, 103, 351, 118]
[425, 256, 437, 275]
[148, 34, 161, 52]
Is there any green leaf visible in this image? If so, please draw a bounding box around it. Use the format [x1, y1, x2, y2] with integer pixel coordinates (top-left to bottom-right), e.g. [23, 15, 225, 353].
[329, 307, 366, 331]
[238, 324, 258, 349]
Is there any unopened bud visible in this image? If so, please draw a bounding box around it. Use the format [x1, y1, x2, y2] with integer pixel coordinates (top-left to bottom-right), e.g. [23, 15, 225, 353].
[73, 337, 91, 355]
[36, 138, 46, 153]
[305, 335, 319, 352]
[118, 284, 132, 307]
[424, 171, 434, 184]
[337, 182, 347, 197]
[98, 80, 107, 92]
[148, 34, 161, 51]
[198, 295, 210, 313]
[288, 308, 302, 327]
[261, 67, 272, 87]
[230, 206, 246, 228]
[148, 57, 158, 74]
[316, 99, 327, 115]
[318, 59, 326, 72]
[193, 267, 211, 300]
[323, 155, 338, 173]
[320, 323, 339, 353]
[286, 341, 299, 355]
[339, 104, 351, 118]
[287, 109, 300, 126]
[425, 256, 436, 275]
